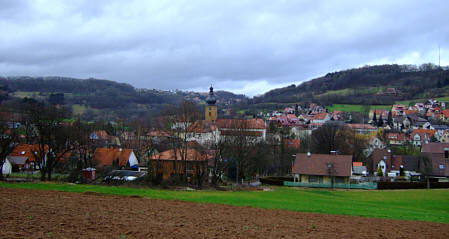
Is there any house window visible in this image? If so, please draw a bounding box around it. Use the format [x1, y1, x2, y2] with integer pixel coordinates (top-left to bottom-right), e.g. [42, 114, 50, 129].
[335, 177, 345, 184]
[440, 164, 445, 170]
[445, 150, 449, 159]
[309, 175, 319, 183]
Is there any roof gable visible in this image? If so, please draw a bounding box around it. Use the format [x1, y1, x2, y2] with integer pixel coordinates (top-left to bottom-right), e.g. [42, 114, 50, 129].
[293, 153, 352, 177]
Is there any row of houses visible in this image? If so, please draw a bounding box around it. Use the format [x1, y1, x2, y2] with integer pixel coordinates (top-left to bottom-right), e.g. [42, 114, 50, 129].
[291, 142, 449, 186]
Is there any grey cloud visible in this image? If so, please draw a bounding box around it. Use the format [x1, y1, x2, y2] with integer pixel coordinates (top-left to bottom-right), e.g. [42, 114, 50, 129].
[0, 0, 448, 96]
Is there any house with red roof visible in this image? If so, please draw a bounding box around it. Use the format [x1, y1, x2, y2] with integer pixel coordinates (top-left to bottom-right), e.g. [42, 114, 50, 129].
[410, 129, 436, 146]
[386, 132, 407, 145]
[186, 120, 218, 145]
[149, 148, 207, 179]
[310, 112, 330, 124]
[421, 143, 449, 180]
[8, 144, 48, 171]
[292, 153, 352, 185]
[92, 148, 138, 170]
[441, 109, 449, 122]
[369, 109, 389, 121]
[346, 124, 377, 135]
[216, 118, 266, 142]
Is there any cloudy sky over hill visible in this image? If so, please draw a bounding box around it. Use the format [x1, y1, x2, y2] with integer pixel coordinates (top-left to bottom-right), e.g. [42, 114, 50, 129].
[1, 0, 448, 96]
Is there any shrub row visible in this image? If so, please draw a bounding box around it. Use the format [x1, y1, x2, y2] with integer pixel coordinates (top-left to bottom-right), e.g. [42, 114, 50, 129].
[260, 176, 293, 186]
[377, 182, 449, 190]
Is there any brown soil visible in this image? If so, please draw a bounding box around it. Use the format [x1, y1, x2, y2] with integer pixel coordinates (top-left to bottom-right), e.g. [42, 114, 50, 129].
[1, 188, 448, 239]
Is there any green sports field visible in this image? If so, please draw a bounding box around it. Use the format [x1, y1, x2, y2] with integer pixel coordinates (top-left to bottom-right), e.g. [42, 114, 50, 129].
[1, 182, 448, 223]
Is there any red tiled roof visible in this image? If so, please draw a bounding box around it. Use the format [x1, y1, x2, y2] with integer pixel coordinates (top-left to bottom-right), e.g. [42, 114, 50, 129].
[220, 130, 263, 137]
[422, 143, 449, 154]
[412, 129, 436, 138]
[96, 130, 108, 139]
[346, 124, 377, 130]
[92, 148, 133, 167]
[391, 155, 402, 171]
[187, 120, 217, 133]
[404, 110, 418, 116]
[386, 132, 406, 141]
[10, 144, 48, 162]
[442, 110, 449, 118]
[311, 112, 328, 120]
[150, 149, 207, 161]
[216, 119, 265, 129]
[293, 153, 352, 177]
[284, 139, 301, 149]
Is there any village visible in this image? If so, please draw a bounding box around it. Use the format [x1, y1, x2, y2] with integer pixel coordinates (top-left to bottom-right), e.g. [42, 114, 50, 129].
[2, 86, 449, 190]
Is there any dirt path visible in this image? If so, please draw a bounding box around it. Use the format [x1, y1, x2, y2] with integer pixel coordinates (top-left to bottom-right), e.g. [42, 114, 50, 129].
[0, 188, 448, 239]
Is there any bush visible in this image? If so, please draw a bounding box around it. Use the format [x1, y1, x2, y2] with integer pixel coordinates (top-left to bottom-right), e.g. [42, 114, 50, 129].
[260, 176, 293, 186]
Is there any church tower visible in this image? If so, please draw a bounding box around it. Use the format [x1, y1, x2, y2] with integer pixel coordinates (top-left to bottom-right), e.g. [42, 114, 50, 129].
[205, 85, 217, 121]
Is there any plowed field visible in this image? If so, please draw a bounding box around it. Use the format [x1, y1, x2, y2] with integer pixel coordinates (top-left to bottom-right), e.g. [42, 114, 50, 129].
[1, 188, 448, 238]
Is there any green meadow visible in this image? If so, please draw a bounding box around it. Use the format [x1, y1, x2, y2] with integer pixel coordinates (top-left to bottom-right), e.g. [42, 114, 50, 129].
[1, 182, 448, 223]
[326, 104, 392, 113]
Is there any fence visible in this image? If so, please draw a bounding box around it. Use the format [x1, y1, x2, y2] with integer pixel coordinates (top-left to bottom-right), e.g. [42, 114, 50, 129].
[283, 181, 377, 189]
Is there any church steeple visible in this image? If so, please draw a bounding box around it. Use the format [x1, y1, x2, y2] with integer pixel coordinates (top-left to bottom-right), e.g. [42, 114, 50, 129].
[206, 85, 216, 105]
[205, 85, 217, 121]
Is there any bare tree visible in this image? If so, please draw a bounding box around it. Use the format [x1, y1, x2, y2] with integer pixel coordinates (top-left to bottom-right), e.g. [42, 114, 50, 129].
[176, 100, 201, 183]
[27, 103, 73, 181]
[418, 154, 433, 189]
[311, 124, 340, 154]
[0, 111, 18, 180]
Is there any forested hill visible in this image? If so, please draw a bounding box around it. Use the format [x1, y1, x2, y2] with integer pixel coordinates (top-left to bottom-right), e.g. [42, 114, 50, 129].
[0, 76, 246, 120]
[253, 64, 449, 106]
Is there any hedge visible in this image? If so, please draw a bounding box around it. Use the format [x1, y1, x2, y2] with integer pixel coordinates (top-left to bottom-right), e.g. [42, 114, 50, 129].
[260, 176, 293, 186]
[377, 182, 449, 190]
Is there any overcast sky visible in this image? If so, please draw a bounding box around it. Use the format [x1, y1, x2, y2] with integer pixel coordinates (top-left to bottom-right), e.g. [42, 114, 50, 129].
[1, 0, 448, 96]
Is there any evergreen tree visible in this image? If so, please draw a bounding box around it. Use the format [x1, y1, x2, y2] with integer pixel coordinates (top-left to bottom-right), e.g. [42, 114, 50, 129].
[377, 117, 384, 127]
[372, 111, 377, 124]
[387, 111, 393, 126]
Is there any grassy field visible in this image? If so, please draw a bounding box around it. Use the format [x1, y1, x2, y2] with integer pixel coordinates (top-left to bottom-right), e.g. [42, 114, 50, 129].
[1, 182, 448, 223]
[71, 104, 88, 115]
[326, 104, 392, 113]
[318, 87, 383, 97]
[396, 96, 449, 106]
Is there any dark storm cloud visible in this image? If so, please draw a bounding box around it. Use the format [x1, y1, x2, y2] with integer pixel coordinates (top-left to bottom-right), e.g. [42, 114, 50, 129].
[0, 0, 448, 96]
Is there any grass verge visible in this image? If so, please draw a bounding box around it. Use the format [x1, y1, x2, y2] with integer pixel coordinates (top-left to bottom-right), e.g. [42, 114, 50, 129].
[1, 182, 448, 223]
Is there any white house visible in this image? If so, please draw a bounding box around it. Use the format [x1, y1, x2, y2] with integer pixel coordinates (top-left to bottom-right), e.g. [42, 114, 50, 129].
[2, 158, 12, 175]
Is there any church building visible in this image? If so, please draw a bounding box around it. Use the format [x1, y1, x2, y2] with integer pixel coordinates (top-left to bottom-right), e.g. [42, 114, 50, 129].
[205, 85, 217, 121]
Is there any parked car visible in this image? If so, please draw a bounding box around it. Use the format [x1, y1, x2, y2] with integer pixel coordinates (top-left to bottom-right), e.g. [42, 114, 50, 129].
[103, 170, 145, 183]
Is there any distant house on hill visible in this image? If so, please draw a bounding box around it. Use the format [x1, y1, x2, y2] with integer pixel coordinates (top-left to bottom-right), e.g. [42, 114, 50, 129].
[310, 112, 330, 124]
[216, 119, 266, 142]
[369, 109, 389, 121]
[346, 124, 377, 135]
[292, 153, 352, 185]
[89, 130, 109, 140]
[92, 148, 138, 170]
[386, 132, 407, 145]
